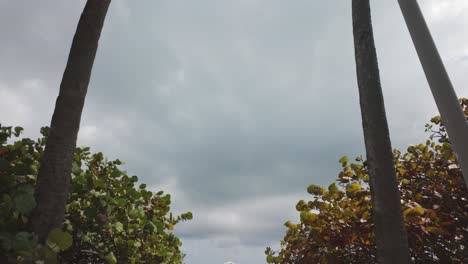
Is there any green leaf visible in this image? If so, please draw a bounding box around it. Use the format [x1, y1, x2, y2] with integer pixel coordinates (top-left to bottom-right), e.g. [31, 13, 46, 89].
[183, 212, 193, 220]
[47, 228, 72, 252]
[84, 207, 97, 218]
[81, 146, 90, 152]
[13, 126, 24, 137]
[94, 178, 106, 188]
[40, 127, 49, 137]
[105, 251, 117, 264]
[0, 233, 13, 251]
[134, 241, 141, 248]
[129, 209, 140, 219]
[114, 222, 124, 233]
[37, 245, 58, 264]
[95, 152, 104, 162]
[12, 232, 36, 252]
[71, 162, 81, 176]
[14, 192, 36, 214]
[0, 157, 9, 171]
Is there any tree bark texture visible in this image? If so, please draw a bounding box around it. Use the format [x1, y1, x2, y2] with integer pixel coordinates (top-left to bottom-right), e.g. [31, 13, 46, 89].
[351, 1, 411, 263]
[32, 0, 111, 242]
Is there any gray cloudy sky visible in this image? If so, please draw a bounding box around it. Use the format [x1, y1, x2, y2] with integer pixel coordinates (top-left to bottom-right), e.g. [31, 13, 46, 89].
[1, 0, 468, 263]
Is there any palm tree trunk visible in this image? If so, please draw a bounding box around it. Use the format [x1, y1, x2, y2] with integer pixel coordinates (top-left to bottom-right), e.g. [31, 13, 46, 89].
[398, 0, 468, 188]
[32, 0, 111, 242]
[351, 1, 411, 263]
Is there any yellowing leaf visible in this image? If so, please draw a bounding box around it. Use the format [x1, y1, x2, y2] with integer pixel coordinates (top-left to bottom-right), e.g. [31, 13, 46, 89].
[346, 183, 361, 196]
[402, 208, 412, 220]
[300, 211, 318, 224]
[431, 115, 441, 124]
[328, 183, 339, 194]
[426, 227, 444, 235]
[284, 221, 297, 229]
[307, 185, 325, 196]
[414, 206, 425, 216]
[362, 211, 369, 220]
[397, 168, 406, 176]
[339, 156, 349, 166]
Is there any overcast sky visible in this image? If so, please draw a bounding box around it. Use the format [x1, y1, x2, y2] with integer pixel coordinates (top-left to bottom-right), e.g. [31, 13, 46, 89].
[1, 0, 468, 263]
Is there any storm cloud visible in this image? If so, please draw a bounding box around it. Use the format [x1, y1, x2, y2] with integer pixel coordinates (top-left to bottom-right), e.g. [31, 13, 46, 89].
[1, 1, 468, 263]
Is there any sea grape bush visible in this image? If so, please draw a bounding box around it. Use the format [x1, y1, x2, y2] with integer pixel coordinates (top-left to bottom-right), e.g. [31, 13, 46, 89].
[0, 125, 192, 263]
[266, 99, 468, 263]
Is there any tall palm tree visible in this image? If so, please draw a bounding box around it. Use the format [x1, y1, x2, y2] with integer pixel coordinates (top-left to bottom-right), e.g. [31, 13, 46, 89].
[31, 0, 111, 241]
[351, 1, 410, 263]
[398, 0, 468, 188]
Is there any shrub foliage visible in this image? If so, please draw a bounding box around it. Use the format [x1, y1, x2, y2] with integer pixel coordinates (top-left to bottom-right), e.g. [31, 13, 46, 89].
[266, 99, 468, 263]
[0, 126, 192, 263]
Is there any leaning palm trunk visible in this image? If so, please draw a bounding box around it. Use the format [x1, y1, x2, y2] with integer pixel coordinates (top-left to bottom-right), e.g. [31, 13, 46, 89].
[32, 0, 111, 241]
[398, 0, 468, 188]
[351, 1, 411, 263]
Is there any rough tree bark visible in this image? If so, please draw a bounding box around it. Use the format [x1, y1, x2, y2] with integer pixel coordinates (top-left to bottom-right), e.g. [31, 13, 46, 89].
[351, 1, 411, 263]
[31, 0, 111, 242]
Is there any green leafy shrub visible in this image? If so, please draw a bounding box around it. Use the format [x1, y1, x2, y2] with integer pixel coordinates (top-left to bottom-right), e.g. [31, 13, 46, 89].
[0, 125, 192, 263]
[266, 99, 468, 263]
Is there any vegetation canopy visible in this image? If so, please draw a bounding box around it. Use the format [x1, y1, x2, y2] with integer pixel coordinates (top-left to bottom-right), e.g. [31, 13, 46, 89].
[265, 99, 468, 263]
[0, 125, 192, 263]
